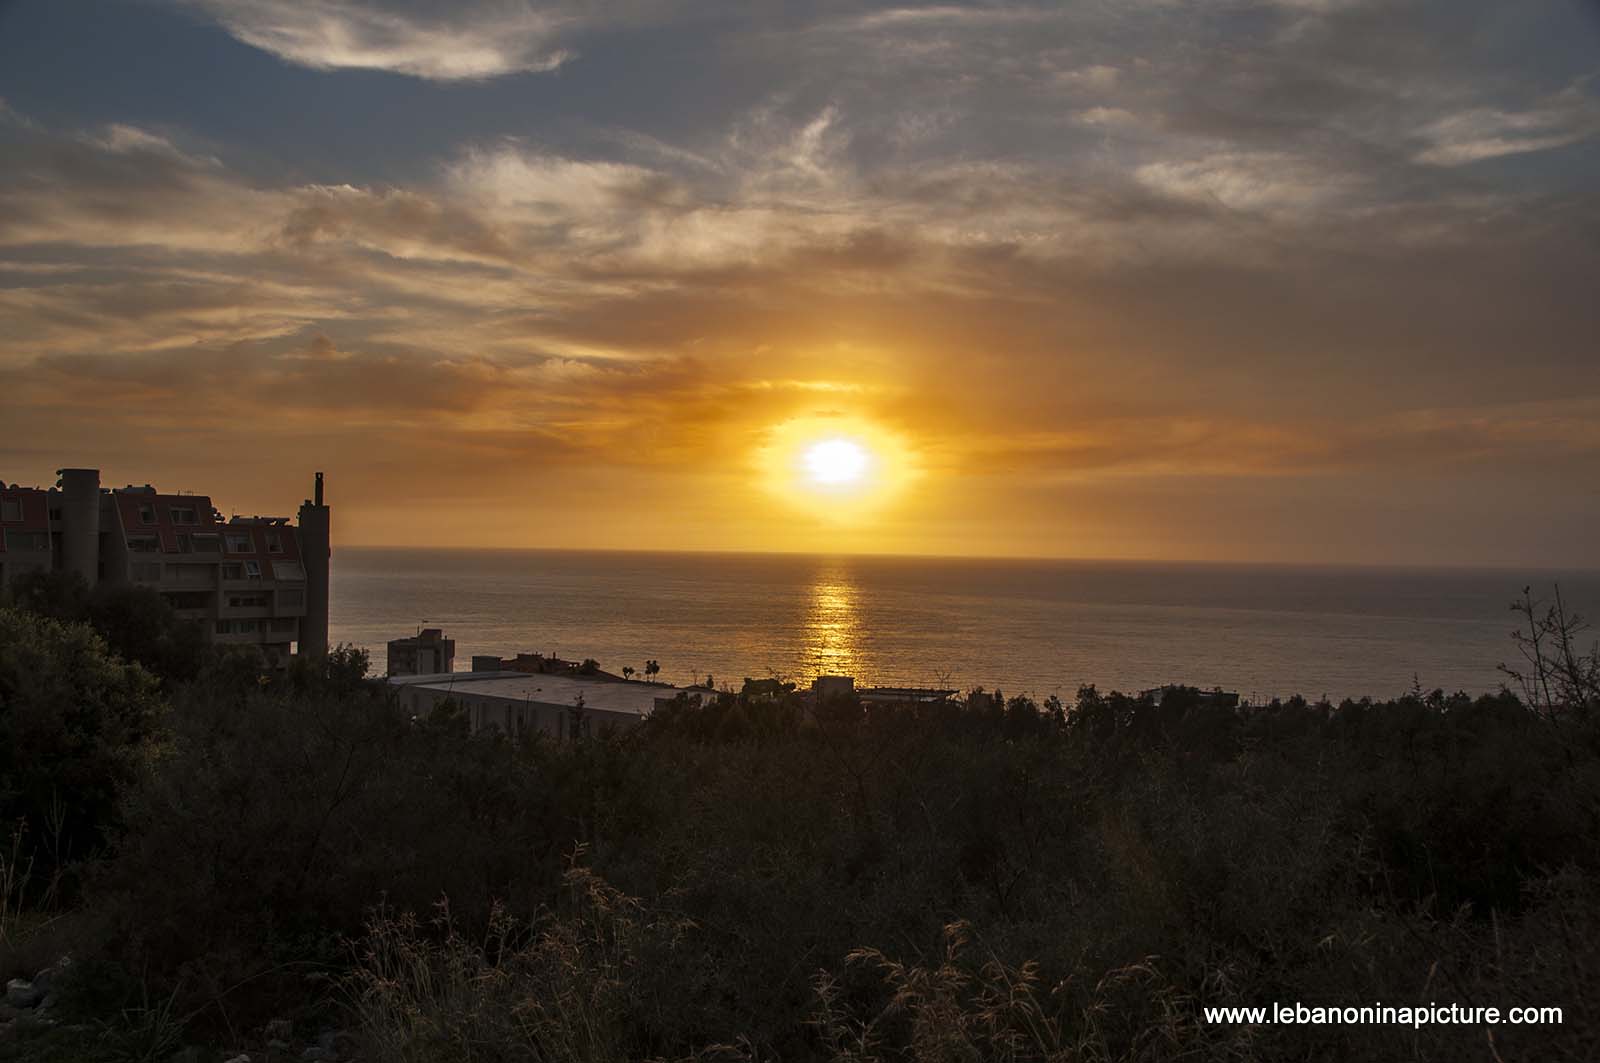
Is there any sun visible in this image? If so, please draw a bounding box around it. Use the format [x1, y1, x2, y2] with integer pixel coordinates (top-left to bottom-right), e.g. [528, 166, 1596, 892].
[754, 414, 918, 521]
[803, 438, 870, 486]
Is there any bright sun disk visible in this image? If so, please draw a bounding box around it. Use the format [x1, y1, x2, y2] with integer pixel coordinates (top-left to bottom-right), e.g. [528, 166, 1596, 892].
[803, 438, 869, 486]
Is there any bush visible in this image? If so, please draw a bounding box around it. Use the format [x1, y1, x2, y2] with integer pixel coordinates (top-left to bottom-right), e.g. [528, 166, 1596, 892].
[10, 583, 1598, 1061]
[0, 607, 162, 900]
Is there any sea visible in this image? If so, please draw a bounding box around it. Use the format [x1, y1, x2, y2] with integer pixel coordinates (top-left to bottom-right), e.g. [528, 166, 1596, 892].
[329, 549, 1600, 703]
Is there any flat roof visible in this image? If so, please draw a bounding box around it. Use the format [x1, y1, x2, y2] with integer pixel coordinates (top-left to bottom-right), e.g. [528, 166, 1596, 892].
[388, 671, 695, 717]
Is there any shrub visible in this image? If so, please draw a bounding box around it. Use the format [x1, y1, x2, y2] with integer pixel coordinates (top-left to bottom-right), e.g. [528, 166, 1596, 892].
[0, 606, 162, 898]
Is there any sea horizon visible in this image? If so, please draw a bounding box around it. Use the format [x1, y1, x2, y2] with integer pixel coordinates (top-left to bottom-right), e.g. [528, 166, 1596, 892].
[335, 542, 1600, 575]
[329, 546, 1600, 703]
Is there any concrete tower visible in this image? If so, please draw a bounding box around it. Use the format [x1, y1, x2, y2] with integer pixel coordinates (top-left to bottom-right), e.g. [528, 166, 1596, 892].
[56, 467, 100, 585]
[298, 471, 331, 657]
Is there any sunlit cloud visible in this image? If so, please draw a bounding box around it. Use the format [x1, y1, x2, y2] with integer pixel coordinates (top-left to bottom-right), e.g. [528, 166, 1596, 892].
[2, 0, 1597, 561]
[1415, 81, 1600, 165]
[177, 0, 576, 79]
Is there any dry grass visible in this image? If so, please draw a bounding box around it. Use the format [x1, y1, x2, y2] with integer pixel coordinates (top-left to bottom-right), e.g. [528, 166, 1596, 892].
[347, 861, 747, 1063]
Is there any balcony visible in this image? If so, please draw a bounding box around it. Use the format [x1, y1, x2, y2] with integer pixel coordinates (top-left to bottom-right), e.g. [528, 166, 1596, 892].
[223, 607, 274, 621]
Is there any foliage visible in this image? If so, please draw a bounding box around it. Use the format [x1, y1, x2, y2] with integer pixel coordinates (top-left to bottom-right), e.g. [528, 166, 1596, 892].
[348, 864, 710, 1063]
[4, 570, 210, 686]
[3, 585, 1598, 1061]
[0, 606, 162, 901]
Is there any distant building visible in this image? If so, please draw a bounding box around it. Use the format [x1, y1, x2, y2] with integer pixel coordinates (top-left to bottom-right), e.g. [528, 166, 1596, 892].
[966, 689, 999, 712]
[860, 685, 957, 707]
[0, 467, 331, 663]
[808, 674, 956, 711]
[812, 675, 856, 701]
[387, 628, 456, 677]
[1143, 685, 1241, 710]
[388, 670, 705, 738]
[474, 652, 625, 681]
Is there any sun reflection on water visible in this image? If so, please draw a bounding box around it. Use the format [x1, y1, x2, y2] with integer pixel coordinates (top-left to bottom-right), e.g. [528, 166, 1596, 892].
[804, 562, 860, 679]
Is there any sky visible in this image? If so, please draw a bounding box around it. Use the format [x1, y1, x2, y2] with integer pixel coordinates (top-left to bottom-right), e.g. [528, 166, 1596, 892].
[0, 0, 1597, 565]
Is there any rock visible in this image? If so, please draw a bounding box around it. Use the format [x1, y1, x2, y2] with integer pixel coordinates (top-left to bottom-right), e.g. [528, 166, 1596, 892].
[301, 1048, 335, 1061]
[222, 1055, 252, 1063]
[32, 954, 71, 993]
[264, 1017, 294, 1041]
[3, 979, 42, 1009]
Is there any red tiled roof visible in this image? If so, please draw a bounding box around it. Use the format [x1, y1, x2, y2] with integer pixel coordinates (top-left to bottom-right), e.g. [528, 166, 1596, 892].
[220, 522, 304, 562]
[113, 492, 218, 554]
[0, 488, 50, 552]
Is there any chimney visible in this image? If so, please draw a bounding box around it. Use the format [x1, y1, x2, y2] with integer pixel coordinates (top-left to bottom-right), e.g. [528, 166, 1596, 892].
[297, 470, 331, 658]
[56, 467, 101, 585]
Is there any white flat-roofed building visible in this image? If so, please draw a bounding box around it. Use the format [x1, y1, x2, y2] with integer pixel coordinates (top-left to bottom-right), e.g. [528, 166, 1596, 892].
[387, 671, 704, 739]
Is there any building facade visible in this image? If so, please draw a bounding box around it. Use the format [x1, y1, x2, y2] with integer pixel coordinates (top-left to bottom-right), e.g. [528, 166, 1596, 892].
[0, 467, 330, 663]
[389, 670, 707, 739]
[387, 628, 456, 677]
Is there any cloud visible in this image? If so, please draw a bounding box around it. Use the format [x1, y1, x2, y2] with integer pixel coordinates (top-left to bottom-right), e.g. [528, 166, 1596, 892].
[1134, 151, 1363, 214]
[0, 98, 37, 130]
[1414, 80, 1600, 165]
[4, 0, 1600, 559]
[177, 0, 575, 79]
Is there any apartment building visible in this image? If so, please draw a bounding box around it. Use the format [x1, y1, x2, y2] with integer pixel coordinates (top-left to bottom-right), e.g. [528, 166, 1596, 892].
[387, 628, 456, 677]
[0, 467, 330, 663]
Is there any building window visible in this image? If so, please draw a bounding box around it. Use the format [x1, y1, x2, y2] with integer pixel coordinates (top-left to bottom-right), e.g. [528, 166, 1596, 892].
[215, 620, 231, 635]
[127, 535, 159, 553]
[265, 531, 284, 554]
[162, 590, 210, 610]
[227, 592, 269, 608]
[226, 533, 252, 553]
[170, 506, 198, 525]
[0, 499, 21, 522]
[4, 530, 48, 551]
[272, 561, 306, 581]
[221, 562, 243, 579]
[244, 561, 262, 579]
[191, 534, 221, 553]
[138, 503, 156, 525]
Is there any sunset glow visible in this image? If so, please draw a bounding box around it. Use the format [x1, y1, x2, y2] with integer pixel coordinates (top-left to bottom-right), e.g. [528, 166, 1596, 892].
[0, 1, 1595, 563]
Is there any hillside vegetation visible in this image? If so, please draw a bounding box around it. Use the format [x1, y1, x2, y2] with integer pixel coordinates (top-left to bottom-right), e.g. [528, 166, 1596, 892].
[1, 574, 1596, 1061]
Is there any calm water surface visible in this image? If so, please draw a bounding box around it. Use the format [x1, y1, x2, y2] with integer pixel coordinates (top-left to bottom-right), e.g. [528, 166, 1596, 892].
[330, 549, 1599, 701]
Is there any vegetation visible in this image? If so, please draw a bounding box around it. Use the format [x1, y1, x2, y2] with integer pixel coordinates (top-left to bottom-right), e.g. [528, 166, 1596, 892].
[0, 581, 1596, 1061]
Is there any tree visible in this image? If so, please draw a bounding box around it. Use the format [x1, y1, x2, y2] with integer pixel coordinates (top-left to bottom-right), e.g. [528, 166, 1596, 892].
[4, 568, 89, 621]
[7, 569, 209, 685]
[644, 659, 660, 681]
[1500, 584, 1600, 719]
[568, 692, 587, 740]
[0, 606, 163, 892]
